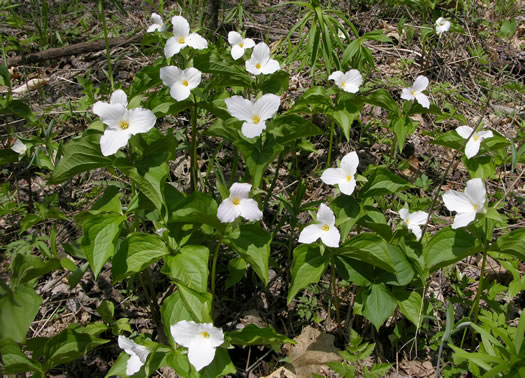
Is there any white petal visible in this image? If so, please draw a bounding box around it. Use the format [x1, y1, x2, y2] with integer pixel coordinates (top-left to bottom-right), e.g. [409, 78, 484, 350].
[443, 190, 474, 213]
[225, 96, 254, 122]
[243, 38, 255, 49]
[239, 198, 263, 221]
[320, 168, 346, 185]
[328, 71, 344, 84]
[464, 138, 480, 159]
[188, 339, 216, 371]
[241, 121, 266, 138]
[126, 354, 144, 376]
[477, 130, 493, 140]
[164, 37, 183, 58]
[171, 320, 201, 348]
[452, 211, 477, 229]
[228, 31, 242, 45]
[170, 83, 191, 101]
[217, 199, 241, 223]
[201, 324, 224, 348]
[110, 89, 128, 106]
[229, 182, 251, 198]
[399, 208, 409, 221]
[186, 33, 208, 50]
[260, 59, 280, 74]
[231, 44, 244, 60]
[340, 151, 358, 174]
[321, 226, 340, 248]
[245, 59, 262, 75]
[254, 94, 280, 121]
[465, 178, 485, 210]
[160, 66, 182, 88]
[171, 16, 190, 38]
[298, 224, 324, 244]
[456, 126, 473, 139]
[147, 24, 162, 32]
[415, 93, 430, 108]
[317, 203, 335, 226]
[11, 139, 26, 154]
[100, 129, 131, 156]
[93, 102, 126, 125]
[412, 75, 429, 92]
[251, 42, 270, 63]
[185, 68, 202, 88]
[400, 87, 414, 100]
[338, 178, 356, 196]
[118, 335, 136, 355]
[341, 70, 363, 93]
[409, 210, 429, 225]
[128, 108, 156, 135]
[151, 13, 163, 25]
[408, 225, 422, 240]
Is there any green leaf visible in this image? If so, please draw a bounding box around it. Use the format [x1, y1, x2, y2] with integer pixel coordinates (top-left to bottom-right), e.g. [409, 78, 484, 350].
[432, 129, 464, 150]
[161, 291, 196, 344]
[270, 114, 323, 144]
[226, 324, 295, 346]
[194, 50, 251, 88]
[81, 213, 125, 278]
[287, 244, 330, 304]
[113, 232, 169, 282]
[87, 185, 122, 215]
[362, 89, 400, 116]
[289, 86, 333, 114]
[162, 245, 209, 292]
[0, 285, 42, 343]
[200, 348, 236, 378]
[229, 224, 271, 286]
[338, 233, 394, 272]
[49, 128, 114, 184]
[225, 258, 247, 289]
[392, 287, 425, 327]
[424, 227, 479, 273]
[331, 195, 361, 239]
[326, 102, 361, 141]
[0, 338, 43, 374]
[168, 191, 222, 230]
[491, 228, 525, 260]
[362, 283, 397, 330]
[390, 116, 418, 153]
[10, 254, 61, 287]
[177, 283, 213, 323]
[0, 148, 20, 165]
[362, 29, 392, 43]
[97, 300, 115, 324]
[259, 70, 290, 94]
[464, 155, 496, 179]
[360, 166, 414, 198]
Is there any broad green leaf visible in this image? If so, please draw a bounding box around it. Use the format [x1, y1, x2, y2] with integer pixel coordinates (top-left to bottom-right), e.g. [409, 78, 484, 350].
[362, 283, 397, 330]
[392, 287, 425, 327]
[331, 195, 361, 240]
[104, 352, 129, 378]
[338, 233, 395, 272]
[225, 258, 247, 289]
[259, 70, 290, 94]
[358, 205, 393, 240]
[229, 224, 271, 285]
[97, 300, 114, 324]
[161, 245, 209, 292]
[49, 127, 114, 184]
[81, 213, 125, 278]
[168, 191, 222, 230]
[0, 338, 43, 374]
[0, 285, 42, 343]
[360, 166, 414, 198]
[326, 103, 361, 141]
[491, 228, 525, 260]
[194, 50, 251, 88]
[363, 29, 392, 43]
[200, 348, 236, 378]
[390, 116, 418, 153]
[431, 129, 463, 150]
[362, 89, 400, 116]
[113, 232, 169, 282]
[290, 86, 333, 114]
[165, 349, 194, 378]
[463, 155, 496, 179]
[287, 244, 330, 304]
[424, 227, 479, 273]
[5, 100, 35, 121]
[161, 291, 196, 345]
[87, 185, 122, 215]
[177, 283, 213, 323]
[270, 114, 323, 144]
[10, 254, 61, 287]
[0, 148, 19, 165]
[226, 324, 295, 346]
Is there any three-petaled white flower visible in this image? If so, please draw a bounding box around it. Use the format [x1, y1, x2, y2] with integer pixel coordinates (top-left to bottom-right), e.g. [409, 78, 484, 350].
[399, 208, 428, 240]
[245, 42, 280, 75]
[321, 151, 359, 195]
[170, 320, 224, 372]
[435, 17, 451, 36]
[118, 335, 151, 376]
[298, 204, 340, 248]
[164, 16, 208, 58]
[338, 29, 346, 40]
[147, 13, 165, 33]
[160, 66, 202, 102]
[93, 89, 157, 156]
[443, 178, 486, 229]
[217, 182, 263, 223]
[228, 31, 255, 60]
[224, 94, 280, 138]
[401, 75, 430, 109]
[328, 70, 363, 93]
[456, 126, 493, 159]
[11, 138, 27, 154]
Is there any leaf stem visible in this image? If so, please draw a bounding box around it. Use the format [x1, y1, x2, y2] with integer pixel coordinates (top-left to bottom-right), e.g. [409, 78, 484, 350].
[190, 96, 198, 192]
[327, 119, 335, 167]
[98, 0, 113, 90]
[211, 230, 226, 317]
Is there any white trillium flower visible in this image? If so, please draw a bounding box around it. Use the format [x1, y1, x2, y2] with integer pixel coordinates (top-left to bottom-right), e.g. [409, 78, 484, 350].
[228, 31, 255, 60]
[118, 335, 151, 376]
[224, 94, 280, 138]
[147, 13, 165, 33]
[443, 178, 486, 229]
[170, 320, 224, 371]
[11, 138, 27, 154]
[328, 70, 363, 93]
[321, 151, 359, 195]
[399, 208, 428, 240]
[401, 75, 430, 109]
[456, 126, 493, 159]
[298, 204, 340, 248]
[217, 182, 263, 223]
[164, 16, 208, 58]
[435, 17, 451, 35]
[93, 89, 156, 156]
[245, 42, 280, 75]
[338, 29, 346, 40]
[160, 66, 202, 102]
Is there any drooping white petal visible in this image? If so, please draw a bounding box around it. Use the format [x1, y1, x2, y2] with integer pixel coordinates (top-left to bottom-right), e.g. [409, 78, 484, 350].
[117, 335, 150, 376]
[477, 130, 493, 140]
[11, 139, 26, 154]
[225, 96, 255, 122]
[254, 94, 280, 120]
[328, 71, 344, 84]
[412, 75, 429, 92]
[340, 151, 359, 174]
[408, 224, 423, 240]
[465, 178, 485, 210]
[340, 70, 363, 93]
[170, 83, 191, 101]
[400, 87, 414, 100]
[147, 13, 165, 33]
[410, 210, 429, 225]
[260, 58, 280, 74]
[338, 178, 357, 196]
[321, 226, 340, 248]
[451, 211, 477, 229]
[414, 93, 430, 108]
[245, 60, 262, 75]
[100, 129, 131, 156]
[399, 208, 410, 221]
[217, 198, 241, 223]
[188, 339, 216, 371]
[128, 108, 156, 135]
[164, 37, 183, 58]
[231, 44, 245, 60]
[186, 33, 208, 50]
[151, 13, 163, 26]
[160, 66, 182, 88]
[93, 102, 126, 125]
[317, 203, 335, 227]
[228, 31, 242, 45]
[464, 138, 481, 159]
[456, 125, 473, 139]
[321, 167, 346, 185]
[443, 190, 475, 213]
[243, 38, 255, 49]
[229, 182, 251, 199]
[171, 16, 190, 38]
[110, 89, 128, 106]
[239, 198, 263, 221]
[170, 320, 202, 348]
[435, 17, 451, 35]
[251, 42, 270, 63]
[298, 224, 324, 244]
[126, 354, 143, 376]
[185, 68, 202, 88]
[241, 122, 266, 138]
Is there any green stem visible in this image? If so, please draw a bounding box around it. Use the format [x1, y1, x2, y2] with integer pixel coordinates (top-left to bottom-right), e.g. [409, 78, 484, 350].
[98, 0, 113, 90]
[471, 250, 488, 324]
[190, 97, 198, 192]
[331, 261, 341, 329]
[211, 231, 226, 317]
[262, 153, 283, 210]
[327, 119, 335, 167]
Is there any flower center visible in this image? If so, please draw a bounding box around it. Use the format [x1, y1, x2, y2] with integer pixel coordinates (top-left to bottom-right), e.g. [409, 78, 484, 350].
[472, 204, 478, 211]
[346, 175, 352, 182]
[178, 37, 185, 44]
[440, 22, 445, 26]
[341, 81, 346, 88]
[201, 331, 210, 339]
[322, 224, 330, 231]
[406, 219, 410, 224]
[473, 135, 479, 141]
[239, 42, 244, 48]
[256, 63, 261, 69]
[410, 90, 415, 96]
[183, 80, 189, 87]
[252, 115, 261, 124]
[232, 197, 241, 206]
[120, 120, 129, 130]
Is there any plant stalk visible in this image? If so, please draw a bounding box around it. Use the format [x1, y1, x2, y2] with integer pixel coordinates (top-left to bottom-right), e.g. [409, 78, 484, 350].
[98, 0, 114, 90]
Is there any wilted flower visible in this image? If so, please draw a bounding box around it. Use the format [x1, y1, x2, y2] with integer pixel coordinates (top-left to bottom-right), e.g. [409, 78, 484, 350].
[298, 204, 340, 248]
[170, 320, 224, 371]
[321, 151, 359, 195]
[328, 70, 363, 93]
[401, 75, 430, 108]
[456, 126, 493, 159]
[147, 13, 165, 32]
[228, 31, 255, 60]
[443, 178, 486, 229]
[435, 17, 451, 35]
[118, 335, 151, 376]
[399, 208, 428, 240]
[164, 16, 208, 58]
[224, 94, 280, 138]
[217, 182, 263, 223]
[245, 42, 280, 75]
[93, 89, 156, 156]
[160, 66, 202, 101]
[11, 138, 27, 154]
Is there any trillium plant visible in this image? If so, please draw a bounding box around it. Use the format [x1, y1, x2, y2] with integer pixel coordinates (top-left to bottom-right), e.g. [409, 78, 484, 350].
[118, 335, 151, 376]
[456, 125, 494, 159]
[147, 13, 165, 33]
[401, 75, 430, 108]
[298, 204, 340, 248]
[160, 66, 202, 101]
[321, 151, 360, 195]
[217, 183, 263, 223]
[245, 42, 280, 75]
[225, 93, 280, 138]
[443, 178, 486, 229]
[435, 17, 451, 35]
[329, 69, 363, 93]
[228, 31, 255, 60]
[164, 15, 208, 58]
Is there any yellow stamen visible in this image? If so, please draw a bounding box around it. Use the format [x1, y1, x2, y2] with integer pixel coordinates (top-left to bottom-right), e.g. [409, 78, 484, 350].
[232, 197, 240, 206]
[346, 175, 352, 182]
[256, 63, 261, 69]
[252, 115, 261, 124]
[341, 81, 346, 88]
[473, 135, 479, 141]
[120, 120, 129, 130]
[322, 224, 330, 231]
[201, 331, 210, 338]
[183, 80, 189, 87]
[473, 204, 478, 211]
[239, 42, 244, 48]
[410, 90, 415, 96]
[406, 219, 410, 225]
[178, 37, 185, 44]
